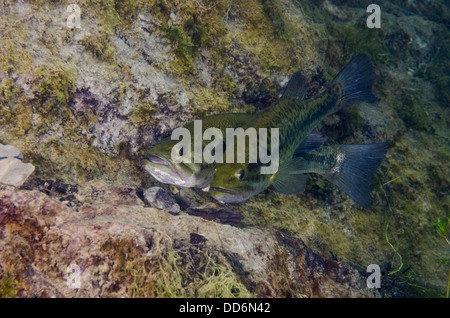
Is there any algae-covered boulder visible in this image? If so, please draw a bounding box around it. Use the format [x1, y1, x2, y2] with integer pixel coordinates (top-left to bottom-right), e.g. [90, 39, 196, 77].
[0, 0, 449, 297]
[0, 184, 380, 297]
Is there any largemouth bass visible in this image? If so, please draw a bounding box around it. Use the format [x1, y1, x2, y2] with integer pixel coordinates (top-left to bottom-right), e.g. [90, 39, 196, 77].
[143, 111, 323, 189]
[209, 54, 387, 208]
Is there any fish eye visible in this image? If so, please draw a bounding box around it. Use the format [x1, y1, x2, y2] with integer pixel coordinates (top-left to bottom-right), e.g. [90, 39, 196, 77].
[235, 169, 245, 180]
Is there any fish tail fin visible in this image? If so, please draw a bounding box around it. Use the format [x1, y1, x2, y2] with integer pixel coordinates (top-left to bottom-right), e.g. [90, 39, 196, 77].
[323, 142, 388, 208]
[331, 54, 379, 109]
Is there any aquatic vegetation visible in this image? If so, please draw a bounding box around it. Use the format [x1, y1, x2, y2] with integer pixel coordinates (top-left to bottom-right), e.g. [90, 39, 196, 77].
[325, 21, 385, 63]
[380, 177, 404, 276]
[434, 217, 450, 298]
[130, 102, 158, 127]
[0, 273, 17, 298]
[166, 25, 196, 60]
[435, 218, 450, 245]
[80, 31, 116, 63]
[261, 0, 296, 40]
[34, 64, 76, 117]
[389, 89, 430, 132]
[103, 236, 250, 298]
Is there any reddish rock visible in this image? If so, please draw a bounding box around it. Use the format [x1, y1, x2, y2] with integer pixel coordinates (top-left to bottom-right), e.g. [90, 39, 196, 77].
[0, 184, 379, 298]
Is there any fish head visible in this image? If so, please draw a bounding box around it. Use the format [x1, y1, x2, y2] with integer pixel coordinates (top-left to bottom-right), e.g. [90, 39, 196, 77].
[209, 162, 268, 203]
[143, 138, 214, 189]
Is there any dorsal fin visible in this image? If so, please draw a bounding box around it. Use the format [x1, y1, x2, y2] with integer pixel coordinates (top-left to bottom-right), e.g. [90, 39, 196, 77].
[329, 54, 379, 109]
[281, 71, 309, 100]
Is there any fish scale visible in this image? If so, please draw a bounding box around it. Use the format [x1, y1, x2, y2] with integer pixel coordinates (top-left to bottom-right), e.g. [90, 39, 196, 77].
[249, 90, 339, 164]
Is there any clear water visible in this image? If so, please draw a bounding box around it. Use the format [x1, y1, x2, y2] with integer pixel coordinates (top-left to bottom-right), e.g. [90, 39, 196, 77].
[0, 0, 448, 298]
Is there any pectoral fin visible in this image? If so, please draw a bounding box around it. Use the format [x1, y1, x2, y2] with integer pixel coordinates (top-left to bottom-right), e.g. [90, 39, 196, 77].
[271, 157, 309, 195]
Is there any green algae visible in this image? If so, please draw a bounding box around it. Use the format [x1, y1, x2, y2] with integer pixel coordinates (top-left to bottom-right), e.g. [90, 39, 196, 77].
[0, 78, 19, 104]
[230, 0, 306, 74]
[0, 274, 18, 298]
[80, 31, 117, 63]
[0, 80, 31, 136]
[130, 101, 159, 127]
[261, 0, 296, 40]
[325, 21, 385, 64]
[165, 25, 198, 75]
[389, 89, 431, 132]
[434, 217, 450, 297]
[112, 0, 139, 26]
[102, 237, 250, 298]
[34, 63, 76, 116]
[164, 3, 230, 77]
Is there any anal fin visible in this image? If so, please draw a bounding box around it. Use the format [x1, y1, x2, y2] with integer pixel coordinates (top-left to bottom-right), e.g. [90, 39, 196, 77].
[294, 130, 325, 155]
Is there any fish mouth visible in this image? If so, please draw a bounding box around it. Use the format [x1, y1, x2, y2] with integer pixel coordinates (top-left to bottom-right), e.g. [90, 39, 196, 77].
[144, 152, 197, 187]
[209, 187, 238, 195]
[146, 154, 170, 166]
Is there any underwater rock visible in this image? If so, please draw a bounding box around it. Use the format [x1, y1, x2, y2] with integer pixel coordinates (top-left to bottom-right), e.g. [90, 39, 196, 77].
[143, 186, 180, 215]
[175, 187, 213, 209]
[0, 144, 22, 160]
[0, 186, 379, 298]
[74, 180, 144, 207]
[185, 202, 244, 226]
[0, 144, 34, 187]
[175, 188, 243, 225]
[0, 157, 34, 187]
